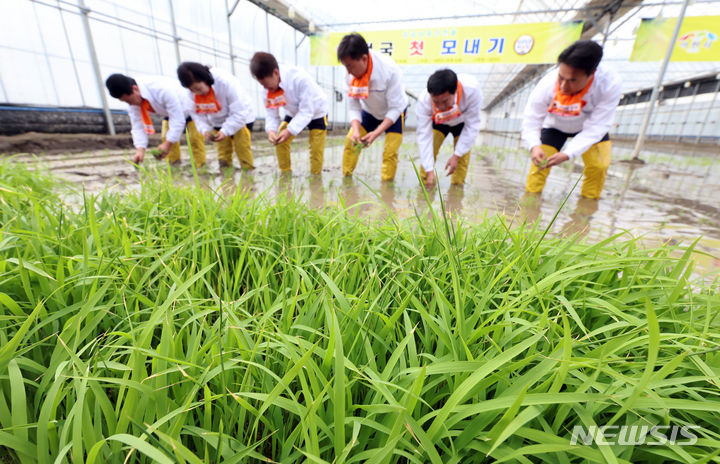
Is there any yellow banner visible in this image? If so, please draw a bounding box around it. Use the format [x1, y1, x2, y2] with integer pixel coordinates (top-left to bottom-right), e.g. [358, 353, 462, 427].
[630, 16, 720, 62]
[311, 21, 584, 65]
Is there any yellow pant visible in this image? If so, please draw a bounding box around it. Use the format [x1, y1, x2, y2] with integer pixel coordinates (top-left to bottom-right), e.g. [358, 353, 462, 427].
[161, 120, 206, 167]
[419, 130, 471, 185]
[525, 140, 611, 199]
[342, 123, 403, 181]
[216, 126, 254, 169]
[275, 120, 327, 174]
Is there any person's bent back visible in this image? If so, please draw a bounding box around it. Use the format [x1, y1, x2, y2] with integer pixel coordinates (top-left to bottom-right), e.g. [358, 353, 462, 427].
[105, 73, 206, 167]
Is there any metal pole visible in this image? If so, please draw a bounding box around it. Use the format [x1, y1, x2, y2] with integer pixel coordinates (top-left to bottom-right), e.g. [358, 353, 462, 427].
[646, 88, 665, 141]
[0, 72, 7, 102]
[614, 104, 625, 137]
[58, 0, 86, 106]
[695, 78, 720, 143]
[630, 0, 690, 160]
[168, 0, 181, 65]
[78, 0, 115, 135]
[676, 81, 699, 143]
[601, 10, 615, 47]
[265, 11, 271, 51]
[225, 0, 235, 73]
[32, 2, 60, 105]
[294, 29, 297, 65]
[662, 87, 681, 141]
[332, 66, 337, 131]
[147, 0, 163, 73]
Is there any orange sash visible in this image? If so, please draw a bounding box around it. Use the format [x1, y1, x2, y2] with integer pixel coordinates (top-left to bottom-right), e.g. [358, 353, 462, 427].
[194, 87, 222, 113]
[266, 88, 287, 108]
[547, 76, 594, 117]
[348, 53, 373, 99]
[432, 82, 464, 124]
[140, 99, 155, 134]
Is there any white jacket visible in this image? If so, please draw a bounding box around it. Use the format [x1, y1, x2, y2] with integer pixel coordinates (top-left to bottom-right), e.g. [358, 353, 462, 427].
[415, 74, 483, 172]
[264, 65, 328, 135]
[189, 67, 256, 136]
[128, 76, 194, 148]
[346, 50, 408, 124]
[521, 63, 622, 159]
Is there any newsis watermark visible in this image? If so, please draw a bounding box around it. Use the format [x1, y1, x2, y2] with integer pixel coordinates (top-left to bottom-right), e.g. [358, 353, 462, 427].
[570, 425, 700, 446]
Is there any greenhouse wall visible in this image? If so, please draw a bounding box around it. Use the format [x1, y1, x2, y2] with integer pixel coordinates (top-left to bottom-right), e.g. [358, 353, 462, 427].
[0, 0, 356, 133]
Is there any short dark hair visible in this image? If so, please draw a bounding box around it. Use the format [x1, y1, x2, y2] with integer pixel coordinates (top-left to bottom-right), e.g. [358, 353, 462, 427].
[177, 62, 214, 88]
[250, 52, 279, 79]
[557, 40, 603, 76]
[105, 74, 136, 98]
[427, 69, 458, 95]
[337, 33, 369, 61]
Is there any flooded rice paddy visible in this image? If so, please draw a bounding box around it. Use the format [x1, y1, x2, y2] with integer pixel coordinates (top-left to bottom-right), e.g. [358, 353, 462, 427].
[6, 131, 720, 279]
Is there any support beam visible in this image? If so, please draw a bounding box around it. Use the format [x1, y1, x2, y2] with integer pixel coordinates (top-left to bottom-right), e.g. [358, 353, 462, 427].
[265, 10, 271, 51]
[225, 0, 236, 73]
[168, 0, 182, 65]
[228, 0, 241, 16]
[630, 0, 690, 160]
[58, 2, 86, 106]
[483, 0, 634, 111]
[676, 81, 699, 142]
[78, 0, 115, 135]
[245, 0, 313, 35]
[695, 78, 720, 143]
[601, 10, 615, 46]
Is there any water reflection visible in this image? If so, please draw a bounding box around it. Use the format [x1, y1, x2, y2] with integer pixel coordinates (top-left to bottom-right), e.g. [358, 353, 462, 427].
[445, 184, 465, 217]
[519, 191, 542, 224]
[308, 174, 325, 210]
[16, 131, 720, 279]
[559, 197, 600, 239]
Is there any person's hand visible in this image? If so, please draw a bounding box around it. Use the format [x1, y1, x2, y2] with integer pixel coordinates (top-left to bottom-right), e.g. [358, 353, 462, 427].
[133, 148, 145, 164]
[275, 128, 292, 145]
[213, 131, 227, 142]
[350, 128, 363, 145]
[531, 146, 546, 167]
[424, 170, 436, 188]
[156, 140, 173, 159]
[545, 152, 570, 168]
[361, 129, 381, 146]
[203, 131, 214, 141]
[268, 130, 278, 145]
[445, 154, 461, 175]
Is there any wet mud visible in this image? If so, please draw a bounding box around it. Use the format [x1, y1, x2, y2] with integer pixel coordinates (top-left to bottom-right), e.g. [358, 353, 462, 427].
[5, 130, 719, 279]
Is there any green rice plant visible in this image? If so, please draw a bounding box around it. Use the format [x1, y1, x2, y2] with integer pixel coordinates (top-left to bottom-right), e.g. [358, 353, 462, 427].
[353, 141, 364, 155]
[0, 160, 719, 463]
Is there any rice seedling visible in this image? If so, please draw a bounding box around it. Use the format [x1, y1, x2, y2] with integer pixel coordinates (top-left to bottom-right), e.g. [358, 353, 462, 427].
[354, 141, 365, 155]
[0, 160, 719, 463]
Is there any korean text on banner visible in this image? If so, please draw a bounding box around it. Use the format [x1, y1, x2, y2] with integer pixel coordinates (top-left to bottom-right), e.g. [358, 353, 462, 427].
[311, 21, 584, 65]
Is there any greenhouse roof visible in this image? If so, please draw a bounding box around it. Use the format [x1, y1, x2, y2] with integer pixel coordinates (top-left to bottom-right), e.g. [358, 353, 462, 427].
[287, 0, 720, 108]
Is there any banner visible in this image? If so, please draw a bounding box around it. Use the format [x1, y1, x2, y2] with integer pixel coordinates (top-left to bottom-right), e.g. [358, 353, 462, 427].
[630, 16, 720, 62]
[311, 21, 584, 65]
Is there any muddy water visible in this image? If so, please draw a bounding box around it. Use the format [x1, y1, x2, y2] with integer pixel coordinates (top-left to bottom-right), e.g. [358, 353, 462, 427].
[7, 131, 720, 279]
